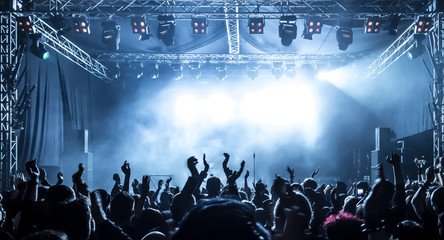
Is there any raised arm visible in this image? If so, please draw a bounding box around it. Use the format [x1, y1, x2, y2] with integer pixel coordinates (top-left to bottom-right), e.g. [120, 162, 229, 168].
[222, 153, 233, 179]
[286, 166, 295, 183]
[24, 160, 39, 202]
[38, 168, 51, 187]
[135, 175, 149, 215]
[120, 160, 131, 193]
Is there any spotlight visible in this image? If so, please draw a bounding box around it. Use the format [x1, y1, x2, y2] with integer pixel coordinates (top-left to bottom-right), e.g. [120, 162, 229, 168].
[407, 34, 426, 60]
[384, 14, 400, 35]
[191, 16, 208, 34]
[249, 16, 265, 34]
[247, 64, 258, 81]
[130, 62, 144, 79]
[415, 16, 432, 34]
[107, 62, 121, 79]
[131, 16, 148, 34]
[29, 33, 49, 59]
[73, 16, 90, 34]
[279, 16, 297, 46]
[171, 63, 183, 80]
[216, 64, 227, 81]
[272, 62, 284, 79]
[158, 15, 176, 46]
[336, 22, 353, 51]
[285, 63, 296, 78]
[143, 63, 159, 79]
[16, 16, 33, 35]
[303, 16, 322, 39]
[189, 62, 201, 79]
[101, 21, 120, 51]
[365, 16, 381, 33]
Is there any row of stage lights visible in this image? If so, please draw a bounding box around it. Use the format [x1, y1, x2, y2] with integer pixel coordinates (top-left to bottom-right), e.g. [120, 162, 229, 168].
[16, 14, 433, 59]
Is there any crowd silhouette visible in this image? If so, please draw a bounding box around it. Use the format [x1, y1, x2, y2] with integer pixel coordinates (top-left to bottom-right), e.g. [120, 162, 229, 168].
[0, 152, 443, 240]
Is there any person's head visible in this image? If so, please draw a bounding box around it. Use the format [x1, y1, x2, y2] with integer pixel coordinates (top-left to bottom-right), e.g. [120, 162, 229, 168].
[206, 176, 222, 197]
[45, 185, 76, 209]
[274, 191, 312, 233]
[21, 230, 68, 240]
[342, 196, 359, 215]
[392, 220, 425, 240]
[92, 189, 110, 209]
[110, 191, 135, 223]
[133, 208, 166, 239]
[172, 198, 271, 240]
[323, 211, 365, 240]
[52, 197, 92, 240]
[141, 231, 166, 240]
[302, 178, 317, 190]
[335, 182, 347, 195]
[171, 192, 196, 224]
[431, 187, 444, 214]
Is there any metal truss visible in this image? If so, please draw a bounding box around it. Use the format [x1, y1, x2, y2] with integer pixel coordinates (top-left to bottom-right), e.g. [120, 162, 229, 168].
[0, 14, 18, 191]
[22, 0, 432, 19]
[225, 4, 240, 54]
[93, 52, 365, 64]
[430, 13, 444, 161]
[366, 21, 418, 80]
[32, 16, 112, 82]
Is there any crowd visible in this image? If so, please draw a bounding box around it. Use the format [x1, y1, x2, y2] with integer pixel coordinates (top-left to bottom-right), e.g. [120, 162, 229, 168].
[0, 152, 443, 240]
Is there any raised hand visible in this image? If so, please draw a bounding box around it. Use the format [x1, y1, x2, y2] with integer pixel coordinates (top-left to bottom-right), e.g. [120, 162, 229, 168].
[113, 173, 121, 184]
[132, 178, 140, 194]
[241, 160, 245, 168]
[25, 159, 40, 181]
[39, 168, 51, 187]
[286, 166, 294, 176]
[78, 163, 85, 173]
[203, 153, 209, 173]
[223, 153, 230, 160]
[386, 152, 401, 167]
[158, 179, 164, 189]
[121, 160, 131, 176]
[245, 170, 250, 179]
[425, 166, 434, 183]
[187, 156, 199, 177]
[141, 175, 150, 196]
[166, 176, 172, 184]
[311, 168, 320, 178]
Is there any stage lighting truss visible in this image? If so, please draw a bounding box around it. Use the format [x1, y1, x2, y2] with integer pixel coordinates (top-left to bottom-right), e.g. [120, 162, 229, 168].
[158, 15, 176, 46]
[303, 16, 322, 39]
[16, 16, 34, 35]
[188, 61, 202, 79]
[73, 15, 90, 34]
[249, 16, 265, 34]
[415, 16, 432, 34]
[272, 61, 284, 79]
[384, 14, 400, 35]
[191, 16, 208, 34]
[29, 33, 49, 59]
[365, 16, 381, 33]
[279, 15, 297, 46]
[101, 21, 120, 51]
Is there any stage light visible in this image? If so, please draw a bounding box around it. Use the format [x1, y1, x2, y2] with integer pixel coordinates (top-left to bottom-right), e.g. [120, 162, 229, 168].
[16, 16, 33, 35]
[272, 62, 284, 79]
[216, 64, 227, 81]
[336, 22, 353, 51]
[73, 16, 90, 34]
[101, 21, 120, 51]
[131, 16, 147, 34]
[29, 33, 49, 59]
[158, 15, 176, 46]
[189, 62, 201, 79]
[191, 16, 207, 34]
[365, 16, 381, 33]
[108, 62, 121, 79]
[407, 34, 426, 60]
[303, 16, 322, 40]
[384, 14, 400, 35]
[247, 64, 259, 81]
[144, 63, 159, 79]
[279, 15, 297, 46]
[249, 16, 265, 34]
[285, 63, 296, 78]
[171, 63, 183, 80]
[415, 16, 432, 34]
